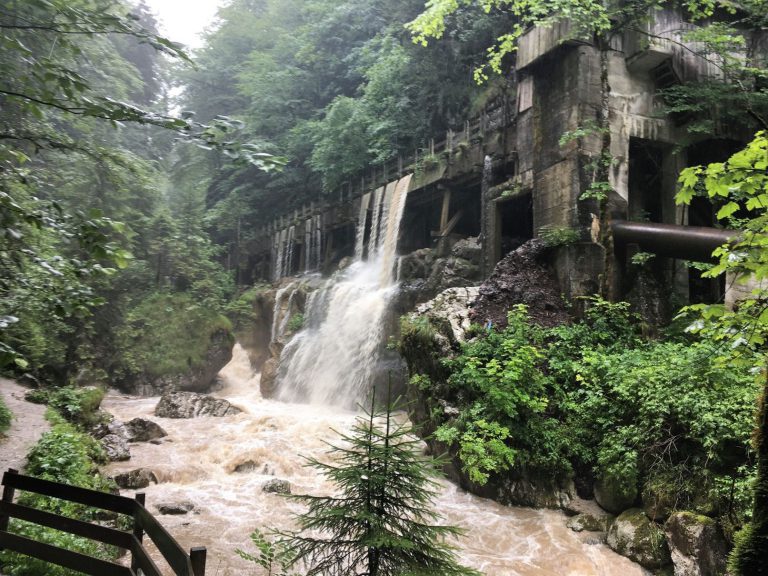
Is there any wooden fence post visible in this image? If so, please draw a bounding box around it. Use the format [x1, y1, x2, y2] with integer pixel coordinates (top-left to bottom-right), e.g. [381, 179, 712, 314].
[131, 493, 145, 574]
[190, 547, 207, 576]
[0, 468, 18, 540]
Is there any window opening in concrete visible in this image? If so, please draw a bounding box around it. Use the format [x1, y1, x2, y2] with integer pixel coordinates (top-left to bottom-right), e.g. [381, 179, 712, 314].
[495, 191, 533, 262]
[628, 138, 665, 223]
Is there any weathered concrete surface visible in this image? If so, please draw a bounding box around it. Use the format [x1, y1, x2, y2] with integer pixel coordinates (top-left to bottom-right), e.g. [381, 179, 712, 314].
[0, 379, 49, 473]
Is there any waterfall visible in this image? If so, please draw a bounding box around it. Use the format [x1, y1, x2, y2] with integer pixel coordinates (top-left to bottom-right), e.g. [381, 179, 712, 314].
[354, 192, 372, 260]
[273, 229, 287, 282]
[276, 174, 412, 408]
[304, 218, 313, 274]
[283, 225, 296, 278]
[312, 214, 322, 271]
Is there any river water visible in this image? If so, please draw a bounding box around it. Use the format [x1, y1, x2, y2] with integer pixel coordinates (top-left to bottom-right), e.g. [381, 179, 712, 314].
[102, 346, 649, 576]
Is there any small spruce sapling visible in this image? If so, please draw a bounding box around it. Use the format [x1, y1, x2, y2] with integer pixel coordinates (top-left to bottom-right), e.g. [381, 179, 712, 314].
[243, 388, 481, 576]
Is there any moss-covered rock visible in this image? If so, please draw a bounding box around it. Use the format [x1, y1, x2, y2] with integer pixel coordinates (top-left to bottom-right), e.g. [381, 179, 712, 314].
[606, 508, 671, 569]
[664, 511, 727, 576]
[595, 473, 638, 514]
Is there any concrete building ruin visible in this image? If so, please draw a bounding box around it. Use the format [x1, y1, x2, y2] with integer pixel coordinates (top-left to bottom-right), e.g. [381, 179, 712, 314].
[252, 6, 766, 313]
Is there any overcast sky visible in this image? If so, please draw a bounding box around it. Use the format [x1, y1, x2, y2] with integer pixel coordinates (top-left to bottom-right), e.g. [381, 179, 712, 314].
[144, 0, 225, 49]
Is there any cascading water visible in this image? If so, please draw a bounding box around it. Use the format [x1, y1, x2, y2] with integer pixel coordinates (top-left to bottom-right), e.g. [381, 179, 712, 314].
[275, 175, 412, 408]
[101, 346, 651, 576]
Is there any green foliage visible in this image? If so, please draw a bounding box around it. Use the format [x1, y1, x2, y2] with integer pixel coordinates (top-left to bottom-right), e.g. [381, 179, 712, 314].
[434, 305, 570, 484]
[567, 341, 759, 514]
[287, 313, 305, 333]
[538, 225, 580, 247]
[237, 529, 298, 576]
[0, 394, 11, 434]
[278, 396, 480, 576]
[114, 292, 233, 380]
[48, 386, 105, 428]
[675, 131, 768, 574]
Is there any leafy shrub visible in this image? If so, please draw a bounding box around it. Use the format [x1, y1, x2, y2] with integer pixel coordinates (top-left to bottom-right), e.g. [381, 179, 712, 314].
[0, 394, 11, 434]
[433, 305, 571, 484]
[23, 388, 49, 404]
[48, 386, 105, 427]
[566, 341, 759, 518]
[287, 313, 305, 333]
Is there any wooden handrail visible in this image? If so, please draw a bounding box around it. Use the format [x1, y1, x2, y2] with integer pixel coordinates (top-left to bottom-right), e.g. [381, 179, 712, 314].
[0, 468, 205, 576]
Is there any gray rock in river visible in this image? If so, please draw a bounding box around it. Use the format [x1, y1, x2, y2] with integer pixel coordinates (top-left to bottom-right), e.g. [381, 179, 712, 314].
[155, 392, 241, 418]
[92, 418, 129, 441]
[262, 479, 291, 494]
[125, 417, 167, 442]
[101, 433, 131, 461]
[113, 468, 157, 489]
[157, 501, 195, 515]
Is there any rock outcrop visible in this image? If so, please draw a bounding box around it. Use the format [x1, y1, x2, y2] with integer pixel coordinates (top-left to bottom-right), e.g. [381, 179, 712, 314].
[124, 328, 234, 396]
[101, 434, 131, 461]
[606, 508, 671, 570]
[155, 392, 241, 418]
[664, 512, 728, 576]
[594, 474, 639, 515]
[157, 501, 195, 515]
[262, 478, 291, 494]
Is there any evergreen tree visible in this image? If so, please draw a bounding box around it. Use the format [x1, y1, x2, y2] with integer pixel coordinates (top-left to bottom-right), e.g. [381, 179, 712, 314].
[280, 394, 481, 576]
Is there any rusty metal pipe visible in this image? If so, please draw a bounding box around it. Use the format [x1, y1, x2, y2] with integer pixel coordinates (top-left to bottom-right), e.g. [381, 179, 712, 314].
[611, 220, 737, 262]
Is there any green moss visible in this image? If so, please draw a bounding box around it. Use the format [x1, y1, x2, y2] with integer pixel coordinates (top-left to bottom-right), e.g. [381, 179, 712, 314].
[116, 292, 233, 379]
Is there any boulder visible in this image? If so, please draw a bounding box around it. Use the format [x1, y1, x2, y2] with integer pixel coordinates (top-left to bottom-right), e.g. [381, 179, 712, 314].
[121, 327, 234, 396]
[92, 419, 129, 441]
[451, 236, 482, 264]
[157, 501, 195, 515]
[262, 479, 291, 494]
[124, 418, 167, 442]
[155, 392, 241, 419]
[607, 508, 671, 570]
[233, 460, 259, 474]
[566, 511, 614, 533]
[101, 434, 131, 461]
[259, 357, 280, 399]
[114, 468, 157, 489]
[412, 287, 480, 346]
[594, 474, 638, 514]
[664, 512, 728, 576]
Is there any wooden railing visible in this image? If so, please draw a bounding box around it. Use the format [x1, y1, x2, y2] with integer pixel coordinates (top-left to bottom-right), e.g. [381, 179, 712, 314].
[0, 469, 205, 576]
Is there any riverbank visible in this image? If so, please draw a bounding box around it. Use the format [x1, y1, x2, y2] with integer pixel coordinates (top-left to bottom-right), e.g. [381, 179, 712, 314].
[0, 378, 49, 474]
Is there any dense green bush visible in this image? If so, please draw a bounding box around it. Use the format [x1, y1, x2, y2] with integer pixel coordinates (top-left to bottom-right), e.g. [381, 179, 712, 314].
[411, 298, 759, 529]
[433, 305, 570, 484]
[48, 386, 105, 427]
[0, 394, 11, 434]
[567, 341, 759, 518]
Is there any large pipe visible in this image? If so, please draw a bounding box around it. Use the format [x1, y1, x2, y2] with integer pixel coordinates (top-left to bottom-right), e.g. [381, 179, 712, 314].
[611, 220, 738, 262]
